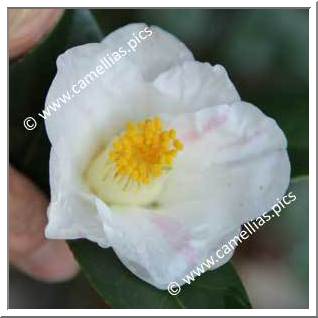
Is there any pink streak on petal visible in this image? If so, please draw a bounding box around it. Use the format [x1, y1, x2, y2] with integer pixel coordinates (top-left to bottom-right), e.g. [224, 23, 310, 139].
[181, 113, 228, 143]
[151, 214, 197, 266]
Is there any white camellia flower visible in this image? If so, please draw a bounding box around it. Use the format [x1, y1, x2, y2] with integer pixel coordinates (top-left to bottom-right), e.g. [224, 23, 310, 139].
[45, 23, 290, 290]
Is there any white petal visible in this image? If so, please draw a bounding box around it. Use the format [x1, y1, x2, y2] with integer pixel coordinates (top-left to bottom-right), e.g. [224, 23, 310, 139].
[102, 23, 194, 81]
[45, 149, 109, 247]
[158, 101, 290, 224]
[95, 198, 241, 289]
[153, 61, 240, 113]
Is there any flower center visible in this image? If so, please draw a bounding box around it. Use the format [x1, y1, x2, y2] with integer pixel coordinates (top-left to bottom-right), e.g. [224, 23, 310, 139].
[109, 117, 183, 185]
[85, 117, 183, 206]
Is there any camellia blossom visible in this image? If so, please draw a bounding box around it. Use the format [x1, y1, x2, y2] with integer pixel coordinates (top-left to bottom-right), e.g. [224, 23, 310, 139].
[45, 23, 290, 289]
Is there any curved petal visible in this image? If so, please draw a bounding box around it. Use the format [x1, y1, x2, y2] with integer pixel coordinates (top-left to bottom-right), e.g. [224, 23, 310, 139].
[101, 23, 194, 81]
[153, 61, 241, 113]
[45, 149, 109, 247]
[158, 101, 290, 224]
[95, 197, 241, 289]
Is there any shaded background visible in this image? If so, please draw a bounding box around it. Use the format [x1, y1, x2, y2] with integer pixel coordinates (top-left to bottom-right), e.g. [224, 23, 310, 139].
[9, 9, 309, 308]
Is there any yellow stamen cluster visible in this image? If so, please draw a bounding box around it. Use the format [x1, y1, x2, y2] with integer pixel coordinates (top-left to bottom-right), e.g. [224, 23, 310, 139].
[109, 117, 183, 185]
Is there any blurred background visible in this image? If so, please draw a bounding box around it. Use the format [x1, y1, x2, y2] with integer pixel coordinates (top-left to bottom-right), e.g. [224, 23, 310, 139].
[9, 9, 309, 308]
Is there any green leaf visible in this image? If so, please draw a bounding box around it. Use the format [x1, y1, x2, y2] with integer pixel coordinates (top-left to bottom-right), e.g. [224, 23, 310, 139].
[69, 240, 251, 309]
[9, 9, 102, 193]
